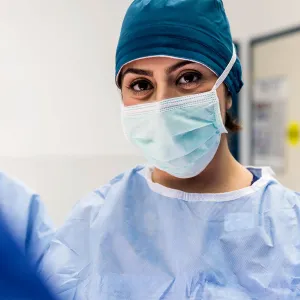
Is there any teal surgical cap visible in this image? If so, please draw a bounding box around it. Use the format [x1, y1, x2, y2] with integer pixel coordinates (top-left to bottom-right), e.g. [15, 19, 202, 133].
[115, 0, 243, 99]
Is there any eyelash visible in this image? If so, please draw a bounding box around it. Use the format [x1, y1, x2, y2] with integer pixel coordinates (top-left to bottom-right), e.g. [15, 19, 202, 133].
[127, 71, 203, 95]
[176, 72, 202, 86]
[127, 79, 153, 95]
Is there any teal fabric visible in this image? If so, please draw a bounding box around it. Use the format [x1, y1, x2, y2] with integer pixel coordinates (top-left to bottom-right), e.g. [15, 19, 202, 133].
[115, 0, 243, 99]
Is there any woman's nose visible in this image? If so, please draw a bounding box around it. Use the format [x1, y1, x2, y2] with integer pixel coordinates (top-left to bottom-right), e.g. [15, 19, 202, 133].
[154, 84, 178, 102]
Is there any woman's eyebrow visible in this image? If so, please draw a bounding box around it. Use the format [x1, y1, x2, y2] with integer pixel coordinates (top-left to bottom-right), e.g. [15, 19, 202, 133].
[121, 60, 196, 83]
[166, 61, 195, 74]
[122, 68, 153, 79]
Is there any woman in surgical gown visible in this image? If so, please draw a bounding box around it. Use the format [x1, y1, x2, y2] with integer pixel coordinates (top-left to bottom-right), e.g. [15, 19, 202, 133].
[41, 0, 300, 299]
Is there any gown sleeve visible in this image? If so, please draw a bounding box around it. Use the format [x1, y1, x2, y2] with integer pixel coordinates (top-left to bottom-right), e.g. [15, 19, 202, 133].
[0, 172, 54, 268]
[0, 215, 56, 300]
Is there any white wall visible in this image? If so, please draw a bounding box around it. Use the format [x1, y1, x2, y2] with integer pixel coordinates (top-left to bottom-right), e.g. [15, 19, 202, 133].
[0, 0, 299, 225]
[0, 0, 134, 156]
[224, 0, 300, 39]
[0, 0, 142, 225]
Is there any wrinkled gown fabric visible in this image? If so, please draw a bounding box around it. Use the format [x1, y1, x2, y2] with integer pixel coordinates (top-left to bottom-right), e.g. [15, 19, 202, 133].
[41, 166, 300, 299]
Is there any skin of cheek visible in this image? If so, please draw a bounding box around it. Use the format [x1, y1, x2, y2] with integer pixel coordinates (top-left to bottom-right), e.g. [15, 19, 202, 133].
[121, 89, 143, 106]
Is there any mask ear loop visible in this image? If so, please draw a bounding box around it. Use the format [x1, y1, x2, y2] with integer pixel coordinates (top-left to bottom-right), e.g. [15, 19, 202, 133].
[212, 44, 237, 91]
[212, 44, 237, 134]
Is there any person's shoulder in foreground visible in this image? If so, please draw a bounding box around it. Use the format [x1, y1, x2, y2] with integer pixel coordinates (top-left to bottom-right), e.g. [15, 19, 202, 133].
[0, 214, 56, 300]
[41, 165, 300, 299]
[0, 171, 55, 267]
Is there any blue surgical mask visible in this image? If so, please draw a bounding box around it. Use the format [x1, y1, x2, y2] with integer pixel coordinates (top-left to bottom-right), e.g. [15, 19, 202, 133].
[121, 46, 237, 178]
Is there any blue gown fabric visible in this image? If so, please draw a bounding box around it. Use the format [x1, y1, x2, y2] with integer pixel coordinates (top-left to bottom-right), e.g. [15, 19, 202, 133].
[0, 215, 56, 300]
[41, 166, 300, 299]
[0, 172, 54, 268]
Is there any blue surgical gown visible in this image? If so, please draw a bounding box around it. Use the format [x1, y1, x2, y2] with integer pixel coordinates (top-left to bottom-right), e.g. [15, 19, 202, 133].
[0, 171, 54, 267]
[0, 215, 56, 300]
[41, 166, 300, 299]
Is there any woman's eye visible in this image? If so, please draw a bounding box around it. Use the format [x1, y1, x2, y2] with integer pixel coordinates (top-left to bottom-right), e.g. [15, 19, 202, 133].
[130, 80, 153, 92]
[177, 72, 202, 85]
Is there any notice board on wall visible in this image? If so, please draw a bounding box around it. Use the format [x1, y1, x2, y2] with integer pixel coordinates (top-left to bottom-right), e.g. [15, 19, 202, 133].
[251, 26, 300, 190]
